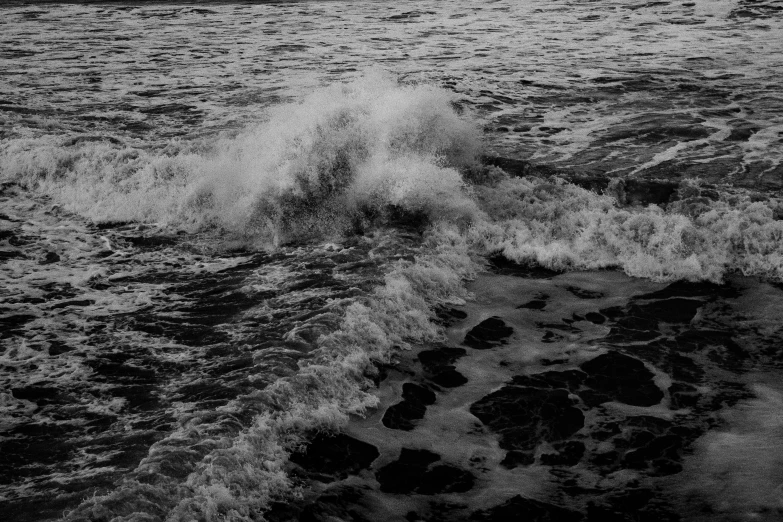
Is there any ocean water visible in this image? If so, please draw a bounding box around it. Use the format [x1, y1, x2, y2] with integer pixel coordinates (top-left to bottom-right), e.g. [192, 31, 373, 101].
[1, 1, 783, 521]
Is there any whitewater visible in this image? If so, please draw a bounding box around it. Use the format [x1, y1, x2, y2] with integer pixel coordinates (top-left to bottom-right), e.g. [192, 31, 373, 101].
[1, 1, 783, 521]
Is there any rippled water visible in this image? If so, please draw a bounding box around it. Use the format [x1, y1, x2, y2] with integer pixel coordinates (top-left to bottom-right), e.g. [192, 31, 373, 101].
[3, 0, 782, 184]
[2, 1, 783, 521]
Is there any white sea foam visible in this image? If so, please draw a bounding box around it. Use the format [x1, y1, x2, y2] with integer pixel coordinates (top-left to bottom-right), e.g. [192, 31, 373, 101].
[7, 74, 783, 520]
[466, 176, 783, 283]
[2, 72, 481, 247]
[6, 74, 783, 282]
[64, 228, 481, 521]
[182, 72, 481, 244]
[6, 73, 783, 284]
[170, 238, 478, 519]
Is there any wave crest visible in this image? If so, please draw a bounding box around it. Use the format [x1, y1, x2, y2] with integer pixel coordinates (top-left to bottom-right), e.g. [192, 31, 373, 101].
[4, 73, 783, 282]
[469, 176, 783, 282]
[1, 72, 482, 246]
[185, 72, 482, 245]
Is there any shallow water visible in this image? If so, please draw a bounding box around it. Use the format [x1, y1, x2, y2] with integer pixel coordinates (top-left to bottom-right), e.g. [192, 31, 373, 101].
[1, 1, 783, 521]
[322, 269, 783, 521]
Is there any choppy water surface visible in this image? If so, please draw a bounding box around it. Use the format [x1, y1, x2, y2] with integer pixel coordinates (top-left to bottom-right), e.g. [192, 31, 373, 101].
[2, 1, 783, 521]
[2, 0, 782, 184]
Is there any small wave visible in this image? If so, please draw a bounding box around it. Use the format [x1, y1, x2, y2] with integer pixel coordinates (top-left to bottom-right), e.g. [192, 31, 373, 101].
[62, 229, 480, 521]
[467, 175, 783, 283]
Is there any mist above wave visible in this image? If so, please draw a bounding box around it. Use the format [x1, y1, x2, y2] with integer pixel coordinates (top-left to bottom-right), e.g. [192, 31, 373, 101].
[184, 72, 482, 245]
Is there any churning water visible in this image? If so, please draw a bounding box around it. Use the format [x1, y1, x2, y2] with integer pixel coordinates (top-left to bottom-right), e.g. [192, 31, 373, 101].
[1, 1, 783, 521]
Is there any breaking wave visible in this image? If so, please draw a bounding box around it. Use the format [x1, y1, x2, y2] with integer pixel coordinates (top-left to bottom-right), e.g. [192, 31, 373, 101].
[4, 72, 783, 520]
[1, 72, 482, 246]
[468, 175, 783, 283]
[3, 72, 783, 282]
[60, 228, 479, 521]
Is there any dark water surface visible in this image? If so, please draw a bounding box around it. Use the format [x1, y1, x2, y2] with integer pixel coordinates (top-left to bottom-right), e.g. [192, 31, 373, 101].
[2, 0, 782, 185]
[2, 1, 783, 521]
